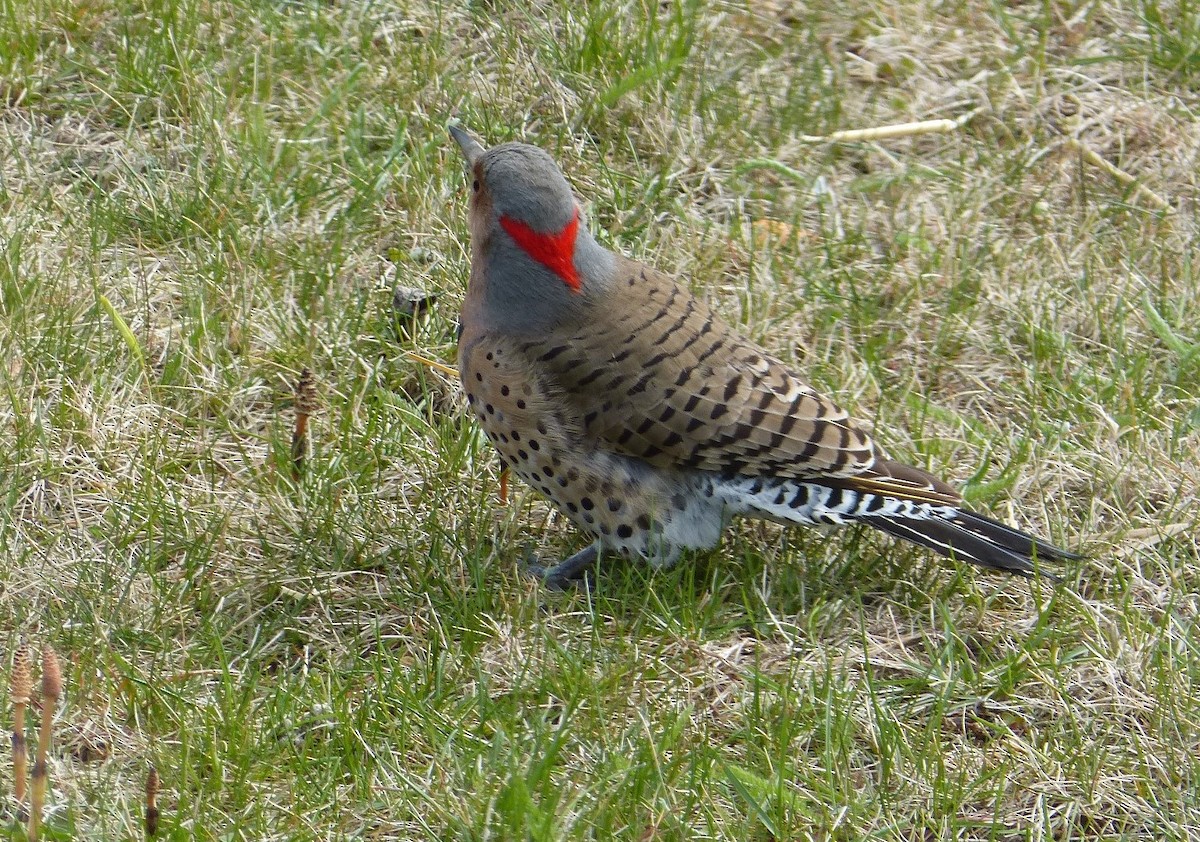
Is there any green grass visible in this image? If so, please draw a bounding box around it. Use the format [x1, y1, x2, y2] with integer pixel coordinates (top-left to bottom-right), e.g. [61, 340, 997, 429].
[2, 0, 1199, 838]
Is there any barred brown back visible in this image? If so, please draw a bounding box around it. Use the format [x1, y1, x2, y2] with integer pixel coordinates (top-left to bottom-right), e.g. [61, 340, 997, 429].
[515, 255, 878, 481]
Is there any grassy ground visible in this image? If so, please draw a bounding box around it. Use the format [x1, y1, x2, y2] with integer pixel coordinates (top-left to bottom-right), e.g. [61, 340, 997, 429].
[2, 0, 1199, 838]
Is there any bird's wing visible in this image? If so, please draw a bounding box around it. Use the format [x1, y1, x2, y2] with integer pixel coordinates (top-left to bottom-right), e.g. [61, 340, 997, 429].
[525, 258, 961, 504]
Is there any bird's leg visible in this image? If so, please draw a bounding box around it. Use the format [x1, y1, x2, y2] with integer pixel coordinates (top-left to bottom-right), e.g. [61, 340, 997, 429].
[523, 542, 600, 591]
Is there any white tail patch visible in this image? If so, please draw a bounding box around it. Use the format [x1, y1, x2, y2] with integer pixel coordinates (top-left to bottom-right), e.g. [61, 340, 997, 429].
[716, 475, 958, 527]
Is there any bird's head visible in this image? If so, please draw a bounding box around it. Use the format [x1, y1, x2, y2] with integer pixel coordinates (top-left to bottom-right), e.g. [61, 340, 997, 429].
[450, 125, 613, 333]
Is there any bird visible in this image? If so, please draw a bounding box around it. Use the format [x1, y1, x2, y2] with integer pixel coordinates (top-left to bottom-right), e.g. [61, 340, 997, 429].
[448, 124, 1078, 589]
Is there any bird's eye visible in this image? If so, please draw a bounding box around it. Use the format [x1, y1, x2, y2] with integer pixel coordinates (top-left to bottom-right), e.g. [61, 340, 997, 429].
[472, 179, 480, 192]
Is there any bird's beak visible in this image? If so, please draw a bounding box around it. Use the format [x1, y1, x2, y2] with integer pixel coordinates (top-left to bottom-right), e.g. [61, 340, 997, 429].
[448, 123, 485, 166]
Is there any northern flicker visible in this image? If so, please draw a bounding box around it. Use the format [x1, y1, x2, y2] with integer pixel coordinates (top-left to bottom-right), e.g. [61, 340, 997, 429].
[450, 125, 1077, 588]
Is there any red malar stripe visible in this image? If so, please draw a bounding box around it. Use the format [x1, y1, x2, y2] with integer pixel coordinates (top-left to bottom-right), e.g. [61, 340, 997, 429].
[499, 208, 581, 291]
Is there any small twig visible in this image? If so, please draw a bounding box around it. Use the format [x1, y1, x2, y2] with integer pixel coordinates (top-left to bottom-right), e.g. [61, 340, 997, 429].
[498, 466, 510, 505]
[1066, 137, 1172, 212]
[29, 645, 61, 842]
[291, 367, 319, 481]
[797, 113, 976, 144]
[405, 343, 506, 504]
[736, 115, 974, 188]
[404, 350, 512, 505]
[146, 766, 160, 837]
[10, 645, 32, 820]
[404, 350, 459, 378]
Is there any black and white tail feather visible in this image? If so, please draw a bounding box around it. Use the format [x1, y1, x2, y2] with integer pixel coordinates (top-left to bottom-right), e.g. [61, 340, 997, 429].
[719, 465, 1077, 577]
[869, 509, 1076, 576]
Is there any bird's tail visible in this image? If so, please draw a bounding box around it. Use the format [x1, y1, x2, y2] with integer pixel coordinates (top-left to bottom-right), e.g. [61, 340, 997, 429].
[865, 506, 1078, 576]
[718, 465, 1078, 576]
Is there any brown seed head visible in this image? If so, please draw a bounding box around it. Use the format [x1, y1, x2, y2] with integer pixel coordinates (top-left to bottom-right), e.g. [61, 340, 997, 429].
[295, 367, 320, 417]
[12, 644, 32, 705]
[41, 646, 62, 701]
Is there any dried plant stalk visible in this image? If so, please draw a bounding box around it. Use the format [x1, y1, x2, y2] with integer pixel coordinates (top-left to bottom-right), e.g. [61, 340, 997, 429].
[404, 350, 459, 378]
[291, 367, 319, 480]
[1066, 137, 1172, 211]
[28, 645, 61, 842]
[798, 116, 967, 143]
[10, 644, 32, 819]
[146, 766, 160, 837]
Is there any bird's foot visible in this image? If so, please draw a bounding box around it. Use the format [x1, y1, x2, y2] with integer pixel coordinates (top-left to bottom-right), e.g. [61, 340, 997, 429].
[522, 543, 600, 591]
